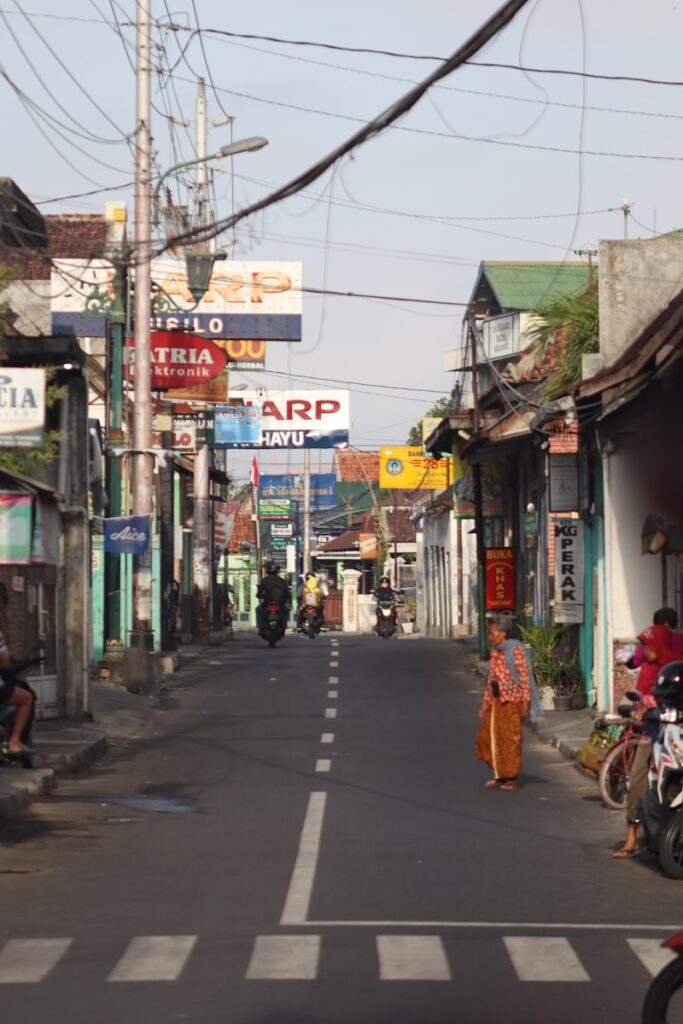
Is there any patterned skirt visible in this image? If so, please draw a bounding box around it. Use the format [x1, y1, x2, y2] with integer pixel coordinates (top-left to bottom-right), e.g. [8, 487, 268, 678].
[475, 699, 524, 781]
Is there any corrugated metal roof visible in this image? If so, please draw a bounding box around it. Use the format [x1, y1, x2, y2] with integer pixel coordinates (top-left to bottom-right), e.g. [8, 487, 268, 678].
[480, 261, 594, 312]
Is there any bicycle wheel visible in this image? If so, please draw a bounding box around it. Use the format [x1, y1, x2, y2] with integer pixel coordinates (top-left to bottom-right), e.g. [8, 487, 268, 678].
[642, 956, 683, 1023]
[598, 735, 638, 810]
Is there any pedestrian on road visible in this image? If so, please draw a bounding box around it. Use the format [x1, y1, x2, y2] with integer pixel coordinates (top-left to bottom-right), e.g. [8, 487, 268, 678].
[613, 606, 679, 859]
[475, 613, 541, 791]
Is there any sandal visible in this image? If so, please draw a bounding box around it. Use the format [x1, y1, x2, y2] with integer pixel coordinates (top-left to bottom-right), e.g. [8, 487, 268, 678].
[612, 846, 638, 859]
[500, 781, 518, 791]
[6, 743, 35, 757]
[483, 778, 501, 789]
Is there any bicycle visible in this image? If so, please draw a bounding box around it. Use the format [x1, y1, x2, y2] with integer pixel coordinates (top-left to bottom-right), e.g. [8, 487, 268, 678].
[597, 692, 643, 810]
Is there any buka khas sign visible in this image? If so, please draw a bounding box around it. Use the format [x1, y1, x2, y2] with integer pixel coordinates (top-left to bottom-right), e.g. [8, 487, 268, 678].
[126, 332, 227, 389]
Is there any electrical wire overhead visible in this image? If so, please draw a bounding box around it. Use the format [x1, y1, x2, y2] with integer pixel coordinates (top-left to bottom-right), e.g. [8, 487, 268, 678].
[155, 0, 533, 256]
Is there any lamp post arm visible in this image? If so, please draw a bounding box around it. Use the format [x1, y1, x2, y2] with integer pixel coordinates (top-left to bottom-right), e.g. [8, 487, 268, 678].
[152, 152, 222, 226]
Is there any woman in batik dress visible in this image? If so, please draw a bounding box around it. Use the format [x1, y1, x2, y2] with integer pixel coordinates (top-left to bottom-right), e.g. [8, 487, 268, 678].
[475, 614, 540, 791]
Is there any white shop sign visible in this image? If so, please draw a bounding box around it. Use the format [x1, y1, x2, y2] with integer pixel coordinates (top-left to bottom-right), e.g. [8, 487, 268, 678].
[554, 518, 584, 624]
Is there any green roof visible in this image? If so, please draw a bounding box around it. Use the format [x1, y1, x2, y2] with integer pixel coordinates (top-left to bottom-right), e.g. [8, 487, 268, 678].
[476, 261, 594, 312]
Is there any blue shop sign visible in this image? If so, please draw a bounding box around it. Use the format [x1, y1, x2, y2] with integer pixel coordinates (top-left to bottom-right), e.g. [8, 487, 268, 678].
[214, 405, 262, 447]
[104, 514, 151, 555]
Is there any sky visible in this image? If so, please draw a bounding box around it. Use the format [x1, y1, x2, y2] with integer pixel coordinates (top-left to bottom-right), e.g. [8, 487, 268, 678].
[2, 0, 683, 482]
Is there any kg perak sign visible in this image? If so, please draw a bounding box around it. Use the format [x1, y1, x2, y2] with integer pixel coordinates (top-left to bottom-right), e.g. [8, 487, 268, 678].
[554, 518, 584, 624]
[0, 369, 46, 448]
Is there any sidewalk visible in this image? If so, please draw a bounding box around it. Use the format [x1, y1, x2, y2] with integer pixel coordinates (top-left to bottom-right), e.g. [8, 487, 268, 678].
[0, 641, 219, 820]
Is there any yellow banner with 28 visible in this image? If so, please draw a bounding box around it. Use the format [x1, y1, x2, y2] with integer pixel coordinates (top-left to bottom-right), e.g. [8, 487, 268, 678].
[379, 446, 451, 490]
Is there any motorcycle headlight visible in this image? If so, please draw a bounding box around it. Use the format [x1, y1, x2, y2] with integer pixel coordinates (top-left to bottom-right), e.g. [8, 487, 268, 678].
[660, 707, 680, 724]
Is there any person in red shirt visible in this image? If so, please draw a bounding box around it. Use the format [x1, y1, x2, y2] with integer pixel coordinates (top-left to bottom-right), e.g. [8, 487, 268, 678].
[613, 607, 678, 859]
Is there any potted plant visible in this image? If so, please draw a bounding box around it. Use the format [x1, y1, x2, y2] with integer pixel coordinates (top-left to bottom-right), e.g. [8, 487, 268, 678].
[518, 624, 566, 710]
[402, 598, 417, 634]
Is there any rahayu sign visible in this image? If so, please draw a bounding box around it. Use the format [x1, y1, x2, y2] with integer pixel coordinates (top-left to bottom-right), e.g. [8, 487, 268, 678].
[104, 515, 151, 556]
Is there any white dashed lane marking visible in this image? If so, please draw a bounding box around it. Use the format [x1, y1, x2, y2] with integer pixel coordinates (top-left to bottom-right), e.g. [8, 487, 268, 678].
[107, 936, 197, 982]
[325, 708, 337, 719]
[0, 939, 72, 983]
[246, 936, 320, 980]
[627, 938, 677, 976]
[315, 759, 331, 773]
[327, 690, 338, 699]
[320, 733, 334, 743]
[377, 936, 451, 981]
[503, 937, 589, 982]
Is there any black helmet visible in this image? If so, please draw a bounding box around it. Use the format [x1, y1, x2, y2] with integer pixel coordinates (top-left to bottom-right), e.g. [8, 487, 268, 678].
[653, 661, 683, 706]
[379, 575, 390, 585]
[265, 561, 279, 574]
[305, 571, 316, 580]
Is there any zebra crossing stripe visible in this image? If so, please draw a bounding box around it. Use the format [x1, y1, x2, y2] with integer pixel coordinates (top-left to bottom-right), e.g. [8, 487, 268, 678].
[0, 939, 72, 983]
[246, 935, 320, 980]
[504, 937, 589, 982]
[107, 936, 197, 982]
[627, 938, 678, 977]
[377, 936, 451, 981]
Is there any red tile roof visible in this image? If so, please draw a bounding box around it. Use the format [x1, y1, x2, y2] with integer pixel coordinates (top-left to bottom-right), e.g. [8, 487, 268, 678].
[2, 214, 109, 280]
[227, 494, 256, 553]
[335, 450, 379, 483]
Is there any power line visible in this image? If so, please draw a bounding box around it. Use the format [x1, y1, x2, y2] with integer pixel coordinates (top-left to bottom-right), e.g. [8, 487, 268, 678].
[206, 36, 683, 124]
[155, 0, 536, 254]
[163, 74, 683, 165]
[248, 368, 445, 394]
[171, 25, 683, 89]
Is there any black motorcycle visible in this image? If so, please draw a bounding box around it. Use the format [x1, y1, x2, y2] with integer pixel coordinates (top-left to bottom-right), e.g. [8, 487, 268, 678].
[259, 602, 286, 648]
[301, 604, 322, 639]
[375, 596, 397, 639]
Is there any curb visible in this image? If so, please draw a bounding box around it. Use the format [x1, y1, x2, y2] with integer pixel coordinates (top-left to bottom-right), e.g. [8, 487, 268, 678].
[0, 733, 108, 820]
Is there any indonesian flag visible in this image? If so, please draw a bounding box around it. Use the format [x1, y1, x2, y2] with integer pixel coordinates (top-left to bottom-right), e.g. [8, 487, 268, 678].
[250, 456, 259, 489]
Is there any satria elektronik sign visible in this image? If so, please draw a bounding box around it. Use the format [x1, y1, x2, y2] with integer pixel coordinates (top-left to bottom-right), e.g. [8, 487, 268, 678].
[126, 332, 227, 389]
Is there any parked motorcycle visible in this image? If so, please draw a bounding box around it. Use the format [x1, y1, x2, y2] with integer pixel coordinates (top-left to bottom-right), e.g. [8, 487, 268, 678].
[641, 662, 683, 879]
[259, 602, 286, 648]
[375, 596, 397, 639]
[641, 929, 683, 1022]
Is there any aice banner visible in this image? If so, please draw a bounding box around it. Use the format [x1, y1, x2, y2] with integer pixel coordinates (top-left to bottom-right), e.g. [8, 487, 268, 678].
[230, 390, 349, 449]
[554, 518, 584, 623]
[104, 515, 151, 556]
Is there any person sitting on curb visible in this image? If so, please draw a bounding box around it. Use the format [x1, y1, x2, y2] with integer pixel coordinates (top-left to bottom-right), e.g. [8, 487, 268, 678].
[0, 583, 34, 757]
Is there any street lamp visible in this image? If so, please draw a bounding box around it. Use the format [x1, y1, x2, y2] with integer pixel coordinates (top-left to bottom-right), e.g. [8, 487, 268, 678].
[152, 137, 269, 228]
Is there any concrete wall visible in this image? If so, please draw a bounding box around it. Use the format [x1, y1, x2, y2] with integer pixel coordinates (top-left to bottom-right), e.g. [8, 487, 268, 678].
[604, 443, 667, 641]
[422, 509, 474, 638]
[598, 238, 683, 369]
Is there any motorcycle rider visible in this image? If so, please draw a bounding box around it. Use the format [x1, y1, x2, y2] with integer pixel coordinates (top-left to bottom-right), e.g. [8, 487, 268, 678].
[374, 575, 397, 634]
[256, 562, 291, 633]
[298, 571, 324, 631]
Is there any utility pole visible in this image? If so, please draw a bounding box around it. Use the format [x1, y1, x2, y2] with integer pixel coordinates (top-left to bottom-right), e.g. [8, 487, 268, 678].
[621, 197, 631, 240]
[303, 448, 311, 574]
[192, 77, 211, 643]
[125, 0, 158, 691]
[468, 316, 488, 660]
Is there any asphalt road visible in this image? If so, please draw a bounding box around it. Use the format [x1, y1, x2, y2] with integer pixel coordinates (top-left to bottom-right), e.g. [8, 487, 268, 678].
[0, 633, 680, 1024]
